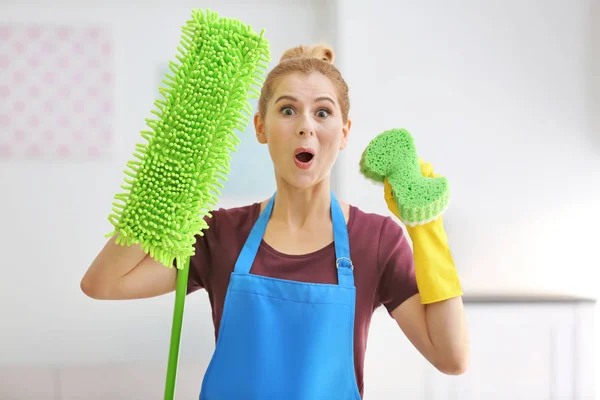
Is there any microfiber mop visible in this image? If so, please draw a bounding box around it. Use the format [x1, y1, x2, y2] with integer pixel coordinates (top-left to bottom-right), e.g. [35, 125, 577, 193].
[105, 9, 270, 399]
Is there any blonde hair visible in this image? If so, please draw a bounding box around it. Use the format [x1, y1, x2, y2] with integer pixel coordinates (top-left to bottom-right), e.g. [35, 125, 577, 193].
[258, 44, 350, 122]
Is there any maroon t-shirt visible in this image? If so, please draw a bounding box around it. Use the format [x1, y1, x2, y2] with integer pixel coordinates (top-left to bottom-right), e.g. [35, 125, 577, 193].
[186, 202, 418, 396]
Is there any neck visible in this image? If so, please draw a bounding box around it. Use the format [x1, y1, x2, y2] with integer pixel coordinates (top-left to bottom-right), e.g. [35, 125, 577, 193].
[270, 175, 332, 230]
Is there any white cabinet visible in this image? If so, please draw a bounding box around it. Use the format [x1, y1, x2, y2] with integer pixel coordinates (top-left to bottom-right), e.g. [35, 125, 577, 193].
[0, 299, 594, 399]
[363, 310, 431, 399]
[363, 299, 595, 400]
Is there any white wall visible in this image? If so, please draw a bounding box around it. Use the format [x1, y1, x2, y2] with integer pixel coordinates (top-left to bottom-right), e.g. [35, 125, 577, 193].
[0, 0, 331, 367]
[1, 0, 598, 397]
[335, 0, 600, 299]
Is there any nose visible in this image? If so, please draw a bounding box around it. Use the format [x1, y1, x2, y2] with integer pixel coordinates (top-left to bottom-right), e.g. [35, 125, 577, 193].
[296, 120, 315, 137]
[297, 128, 313, 137]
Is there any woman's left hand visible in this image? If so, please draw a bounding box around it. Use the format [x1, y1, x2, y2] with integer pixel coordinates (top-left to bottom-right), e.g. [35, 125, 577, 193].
[383, 158, 462, 304]
[383, 158, 438, 222]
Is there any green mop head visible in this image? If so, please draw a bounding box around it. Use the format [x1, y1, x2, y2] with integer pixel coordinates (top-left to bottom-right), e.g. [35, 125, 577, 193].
[106, 9, 271, 268]
[359, 128, 450, 226]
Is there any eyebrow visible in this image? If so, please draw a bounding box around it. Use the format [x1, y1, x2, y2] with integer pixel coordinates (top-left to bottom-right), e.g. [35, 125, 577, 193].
[274, 95, 336, 106]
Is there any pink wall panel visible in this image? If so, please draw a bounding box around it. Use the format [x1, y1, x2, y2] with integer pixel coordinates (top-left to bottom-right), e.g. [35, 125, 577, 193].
[0, 24, 115, 160]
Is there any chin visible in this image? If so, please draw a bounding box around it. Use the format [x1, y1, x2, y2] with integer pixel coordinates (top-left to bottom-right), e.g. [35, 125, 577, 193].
[284, 172, 326, 190]
[287, 178, 317, 190]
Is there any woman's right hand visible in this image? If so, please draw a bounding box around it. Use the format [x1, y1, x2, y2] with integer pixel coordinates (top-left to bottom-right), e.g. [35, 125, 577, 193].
[80, 236, 177, 300]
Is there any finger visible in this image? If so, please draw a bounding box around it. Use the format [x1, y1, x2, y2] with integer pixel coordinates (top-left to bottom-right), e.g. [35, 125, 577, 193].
[383, 178, 393, 201]
[420, 161, 435, 178]
[383, 179, 400, 215]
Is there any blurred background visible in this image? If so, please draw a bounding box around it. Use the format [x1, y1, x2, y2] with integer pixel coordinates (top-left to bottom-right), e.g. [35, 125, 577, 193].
[1, 0, 599, 398]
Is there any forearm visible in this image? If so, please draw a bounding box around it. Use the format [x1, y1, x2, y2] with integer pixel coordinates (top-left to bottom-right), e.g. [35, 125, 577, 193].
[382, 157, 470, 373]
[403, 218, 470, 374]
[425, 296, 469, 374]
[81, 236, 148, 297]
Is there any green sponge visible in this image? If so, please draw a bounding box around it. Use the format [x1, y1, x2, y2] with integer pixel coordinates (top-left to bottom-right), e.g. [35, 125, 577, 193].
[359, 128, 450, 226]
[106, 9, 270, 269]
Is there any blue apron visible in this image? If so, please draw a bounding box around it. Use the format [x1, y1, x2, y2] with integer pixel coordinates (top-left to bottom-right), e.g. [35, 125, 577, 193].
[199, 191, 361, 399]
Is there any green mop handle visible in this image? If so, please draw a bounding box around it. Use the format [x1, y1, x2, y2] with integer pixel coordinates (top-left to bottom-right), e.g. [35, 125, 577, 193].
[164, 256, 191, 400]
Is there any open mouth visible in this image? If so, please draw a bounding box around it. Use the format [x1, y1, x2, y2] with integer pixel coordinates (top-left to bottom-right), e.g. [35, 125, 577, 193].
[295, 152, 314, 163]
[294, 147, 315, 164]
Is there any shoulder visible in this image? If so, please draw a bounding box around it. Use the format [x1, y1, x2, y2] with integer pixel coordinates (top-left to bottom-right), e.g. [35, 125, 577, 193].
[348, 204, 406, 240]
[202, 202, 261, 238]
[347, 205, 411, 268]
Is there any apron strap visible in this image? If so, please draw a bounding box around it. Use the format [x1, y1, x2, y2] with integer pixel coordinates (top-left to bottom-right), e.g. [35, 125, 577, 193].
[233, 191, 354, 288]
[330, 191, 354, 288]
[234, 194, 275, 275]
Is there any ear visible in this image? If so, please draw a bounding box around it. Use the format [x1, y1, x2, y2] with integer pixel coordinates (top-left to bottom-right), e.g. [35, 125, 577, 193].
[339, 117, 351, 150]
[254, 112, 267, 144]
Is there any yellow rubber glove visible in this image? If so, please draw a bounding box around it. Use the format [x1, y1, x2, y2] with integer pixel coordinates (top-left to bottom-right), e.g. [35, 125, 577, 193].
[384, 159, 463, 304]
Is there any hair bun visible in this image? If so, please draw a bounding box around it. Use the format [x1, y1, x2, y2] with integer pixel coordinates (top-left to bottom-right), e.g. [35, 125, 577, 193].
[279, 44, 335, 64]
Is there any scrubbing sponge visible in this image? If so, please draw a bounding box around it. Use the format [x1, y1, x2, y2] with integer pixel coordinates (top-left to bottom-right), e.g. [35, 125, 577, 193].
[359, 128, 449, 226]
[106, 9, 270, 268]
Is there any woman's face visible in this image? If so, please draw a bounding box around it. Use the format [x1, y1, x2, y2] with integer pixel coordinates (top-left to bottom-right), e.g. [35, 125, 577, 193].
[254, 71, 351, 190]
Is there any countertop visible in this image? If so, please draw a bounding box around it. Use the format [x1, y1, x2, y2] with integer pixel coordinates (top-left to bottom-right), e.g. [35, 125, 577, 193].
[461, 290, 596, 304]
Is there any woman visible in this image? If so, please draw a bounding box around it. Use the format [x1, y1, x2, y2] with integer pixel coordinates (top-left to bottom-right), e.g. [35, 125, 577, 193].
[81, 44, 469, 399]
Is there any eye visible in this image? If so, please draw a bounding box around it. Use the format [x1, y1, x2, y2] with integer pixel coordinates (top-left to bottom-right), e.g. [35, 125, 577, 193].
[316, 108, 330, 118]
[280, 106, 295, 116]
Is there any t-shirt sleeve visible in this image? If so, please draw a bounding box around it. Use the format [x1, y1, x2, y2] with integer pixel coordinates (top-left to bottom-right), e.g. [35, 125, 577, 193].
[376, 216, 419, 314]
[171, 210, 220, 295]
